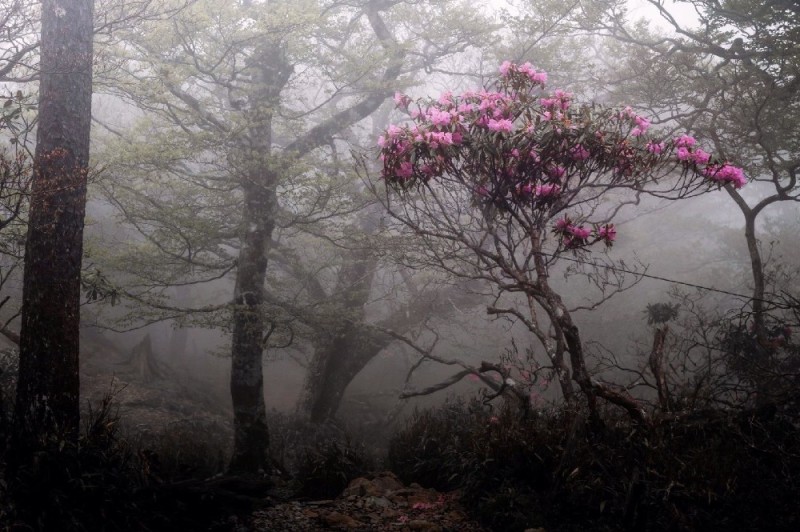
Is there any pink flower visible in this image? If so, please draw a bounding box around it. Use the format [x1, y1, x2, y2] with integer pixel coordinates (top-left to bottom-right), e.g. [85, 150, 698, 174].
[635, 116, 650, 131]
[569, 225, 591, 240]
[571, 145, 590, 161]
[553, 90, 571, 110]
[518, 62, 547, 85]
[393, 92, 411, 109]
[646, 141, 664, 154]
[386, 124, 403, 139]
[548, 165, 566, 180]
[425, 131, 454, 146]
[438, 91, 453, 106]
[487, 118, 514, 132]
[396, 161, 414, 179]
[499, 60, 513, 77]
[535, 184, 561, 198]
[427, 108, 452, 126]
[704, 163, 747, 188]
[676, 147, 691, 161]
[554, 216, 571, 232]
[489, 416, 500, 425]
[692, 148, 711, 164]
[597, 224, 617, 244]
[674, 134, 697, 148]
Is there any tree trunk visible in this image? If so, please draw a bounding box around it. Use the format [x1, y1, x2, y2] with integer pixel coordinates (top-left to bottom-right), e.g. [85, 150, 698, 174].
[228, 175, 277, 473]
[227, 39, 290, 473]
[14, 0, 93, 444]
[302, 328, 390, 424]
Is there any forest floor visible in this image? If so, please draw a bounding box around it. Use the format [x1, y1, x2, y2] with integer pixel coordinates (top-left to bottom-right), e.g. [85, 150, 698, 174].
[247, 471, 490, 531]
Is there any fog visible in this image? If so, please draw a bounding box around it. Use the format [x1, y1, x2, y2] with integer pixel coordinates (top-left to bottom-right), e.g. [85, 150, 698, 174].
[1, 0, 798, 530]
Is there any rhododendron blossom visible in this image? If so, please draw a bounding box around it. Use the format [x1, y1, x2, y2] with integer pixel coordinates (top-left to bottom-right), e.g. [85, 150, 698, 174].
[487, 118, 514, 132]
[535, 184, 561, 198]
[378, 61, 747, 251]
[704, 163, 747, 189]
[597, 224, 617, 245]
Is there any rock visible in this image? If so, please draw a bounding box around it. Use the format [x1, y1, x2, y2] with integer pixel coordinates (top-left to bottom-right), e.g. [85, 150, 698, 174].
[408, 519, 442, 531]
[323, 510, 363, 529]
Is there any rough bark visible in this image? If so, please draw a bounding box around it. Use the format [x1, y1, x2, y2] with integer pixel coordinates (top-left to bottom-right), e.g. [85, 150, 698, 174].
[227, 39, 288, 473]
[14, 0, 93, 444]
[229, 178, 276, 473]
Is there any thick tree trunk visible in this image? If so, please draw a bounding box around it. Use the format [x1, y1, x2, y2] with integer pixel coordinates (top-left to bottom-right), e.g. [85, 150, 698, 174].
[228, 178, 276, 474]
[226, 36, 290, 473]
[14, 0, 93, 444]
[302, 328, 390, 424]
[298, 246, 380, 423]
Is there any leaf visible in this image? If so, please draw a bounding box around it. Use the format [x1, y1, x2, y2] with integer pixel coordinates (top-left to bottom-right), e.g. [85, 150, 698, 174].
[3, 99, 11, 108]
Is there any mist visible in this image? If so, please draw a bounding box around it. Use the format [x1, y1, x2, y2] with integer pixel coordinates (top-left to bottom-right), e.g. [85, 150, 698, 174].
[0, 0, 798, 530]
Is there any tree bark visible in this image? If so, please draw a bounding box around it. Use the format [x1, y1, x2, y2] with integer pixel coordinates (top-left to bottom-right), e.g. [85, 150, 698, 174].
[229, 178, 276, 473]
[14, 0, 93, 444]
[302, 327, 391, 424]
[227, 38, 289, 473]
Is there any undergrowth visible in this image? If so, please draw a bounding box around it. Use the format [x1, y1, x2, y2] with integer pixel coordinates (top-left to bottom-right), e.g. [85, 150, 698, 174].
[387, 396, 800, 532]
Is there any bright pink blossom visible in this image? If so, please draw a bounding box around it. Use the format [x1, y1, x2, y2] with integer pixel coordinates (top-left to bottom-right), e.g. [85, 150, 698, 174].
[487, 118, 513, 132]
[396, 161, 414, 179]
[427, 108, 452, 126]
[692, 148, 711, 164]
[569, 225, 591, 240]
[674, 134, 697, 148]
[704, 163, 747, 188]
[646, 141, 664, 154]
[554, 216, 571, 232]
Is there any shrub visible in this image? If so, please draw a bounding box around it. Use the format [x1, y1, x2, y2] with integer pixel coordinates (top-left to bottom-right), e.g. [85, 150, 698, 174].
[387, 395, 800, 531]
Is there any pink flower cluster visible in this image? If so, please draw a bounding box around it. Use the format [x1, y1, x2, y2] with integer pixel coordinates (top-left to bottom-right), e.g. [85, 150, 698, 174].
[378, 61, 748, 244]
[618, 106, 651, 137]
[499, 60, 547, 85]
[703, 163, 747, 188]
[674, 135, 710, 164]
[672, 135, 744, 187]
[553, 216, 617, 248]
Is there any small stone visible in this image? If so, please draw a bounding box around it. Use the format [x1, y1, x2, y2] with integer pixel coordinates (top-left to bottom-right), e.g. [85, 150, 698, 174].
[323, 511, 363, 529]
[408, 519, 442, 531]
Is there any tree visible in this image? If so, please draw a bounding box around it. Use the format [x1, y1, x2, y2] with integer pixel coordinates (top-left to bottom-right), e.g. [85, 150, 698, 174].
[14, 0, 94, 443]
[95, 0, 492, 472]
[594, 0, 799, 403]
[372, 61, 744, 423]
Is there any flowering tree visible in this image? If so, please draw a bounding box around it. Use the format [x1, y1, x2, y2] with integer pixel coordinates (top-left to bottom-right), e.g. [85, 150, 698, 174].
[372, 61, 745, 423]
